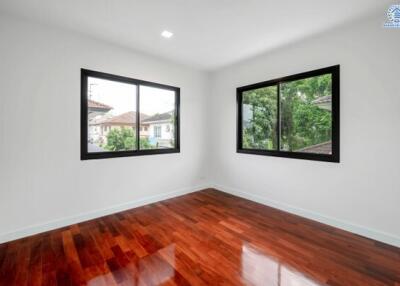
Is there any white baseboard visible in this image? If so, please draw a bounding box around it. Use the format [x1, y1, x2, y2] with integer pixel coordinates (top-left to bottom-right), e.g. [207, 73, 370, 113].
[212, 183, 400, 248]
[2, 183, 399, 248]
[0, 184, 208, 244]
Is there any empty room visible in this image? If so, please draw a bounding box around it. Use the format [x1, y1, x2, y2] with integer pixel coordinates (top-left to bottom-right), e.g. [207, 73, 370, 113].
[0, 1, 399, 285]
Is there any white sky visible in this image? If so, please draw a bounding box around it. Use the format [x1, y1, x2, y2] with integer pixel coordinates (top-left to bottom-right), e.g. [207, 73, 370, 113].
[88, 77, 175, 116]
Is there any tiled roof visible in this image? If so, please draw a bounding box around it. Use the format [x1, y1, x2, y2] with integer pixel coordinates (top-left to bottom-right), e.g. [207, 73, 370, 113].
[101, 111, 149, 125]
[312, 95, 331, 105]
[88, 99, 112, 110]
[141, 111, 173, 123]
[297, 141, 332, 154]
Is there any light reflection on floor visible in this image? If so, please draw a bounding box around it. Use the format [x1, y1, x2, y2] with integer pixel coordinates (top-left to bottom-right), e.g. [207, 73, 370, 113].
[88, 244, 175, 286]
[242, 243, 323, 286]
[86, 242, 324, 285]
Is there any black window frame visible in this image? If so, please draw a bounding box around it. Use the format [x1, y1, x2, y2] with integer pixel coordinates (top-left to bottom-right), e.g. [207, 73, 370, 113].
[237, 65, 340, 163]
[81, 69, 180, 160]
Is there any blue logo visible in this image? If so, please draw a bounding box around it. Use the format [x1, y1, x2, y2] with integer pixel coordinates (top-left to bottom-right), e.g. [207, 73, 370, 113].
[384, 5, 400, 28]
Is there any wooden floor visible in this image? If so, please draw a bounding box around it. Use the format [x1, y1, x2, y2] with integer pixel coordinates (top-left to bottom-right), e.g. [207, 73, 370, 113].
[0, 189, 399, 286]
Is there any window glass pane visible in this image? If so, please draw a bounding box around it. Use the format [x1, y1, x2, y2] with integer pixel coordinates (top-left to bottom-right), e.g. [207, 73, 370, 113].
[87, 77, 137, 152]
[139, 86, 176, 149]
[242, 85, 278, 150]
[280, 74, 332, 154]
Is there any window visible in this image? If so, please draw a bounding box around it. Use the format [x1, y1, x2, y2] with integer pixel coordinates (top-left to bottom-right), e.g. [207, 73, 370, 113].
[139, 86, 176, 149]
[81, 69, 180, 160]
[237, 66, 339, 162]
[242, 85, 278, 150]
[154, 126, 162, 138]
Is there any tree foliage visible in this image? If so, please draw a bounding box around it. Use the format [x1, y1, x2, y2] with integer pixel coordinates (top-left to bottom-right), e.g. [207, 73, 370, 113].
[105, 127, 152, 151]
[243, 74, 332, 151]
[242, 86, 277, 149]
[280, 75, 332, 151]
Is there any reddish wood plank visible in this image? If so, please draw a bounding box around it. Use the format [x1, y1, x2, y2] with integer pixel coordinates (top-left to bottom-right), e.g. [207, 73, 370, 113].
[0, 189, 399, 285]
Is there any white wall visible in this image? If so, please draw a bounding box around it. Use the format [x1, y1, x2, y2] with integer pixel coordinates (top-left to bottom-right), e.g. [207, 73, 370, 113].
[209, 15, 400, 246]
[0, 15, 209, 242]
[1, 12, 399, 248]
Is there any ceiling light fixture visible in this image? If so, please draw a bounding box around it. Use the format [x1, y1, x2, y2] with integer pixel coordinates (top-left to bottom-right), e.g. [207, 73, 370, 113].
[161, 30, 173, 38]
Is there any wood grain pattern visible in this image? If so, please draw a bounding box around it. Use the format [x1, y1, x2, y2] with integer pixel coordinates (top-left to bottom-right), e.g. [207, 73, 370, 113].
[0, 189, 399, 285]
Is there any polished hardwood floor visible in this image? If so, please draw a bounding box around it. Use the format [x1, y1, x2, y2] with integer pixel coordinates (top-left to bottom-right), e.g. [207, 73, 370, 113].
[0, 189, 399, 285]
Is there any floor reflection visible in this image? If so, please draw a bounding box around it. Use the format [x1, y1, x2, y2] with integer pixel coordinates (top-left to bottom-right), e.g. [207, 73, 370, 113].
[242, 243, 323, 286]
[88, 244, 176, 286]
[86, 242, 324, 285]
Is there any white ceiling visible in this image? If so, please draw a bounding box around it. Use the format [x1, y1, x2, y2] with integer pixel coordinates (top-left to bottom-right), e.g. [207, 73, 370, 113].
[0, 0, 391, 71]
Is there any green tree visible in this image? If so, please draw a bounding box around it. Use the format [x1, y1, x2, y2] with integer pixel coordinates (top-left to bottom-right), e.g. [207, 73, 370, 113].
[139, 137, 152, 149]
[105, 127, 152, 151]
[242, 74, 332, 152]
[242, 86, 277, 150]
[280, 74, 332, 151]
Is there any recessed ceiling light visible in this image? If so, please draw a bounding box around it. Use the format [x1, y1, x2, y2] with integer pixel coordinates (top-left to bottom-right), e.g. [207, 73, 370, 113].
[161, 30, 173, 38]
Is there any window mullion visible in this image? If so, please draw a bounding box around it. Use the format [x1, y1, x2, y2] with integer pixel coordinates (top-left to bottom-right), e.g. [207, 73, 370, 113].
[136, 84, 140, 151]
[277, 83, 281, 151]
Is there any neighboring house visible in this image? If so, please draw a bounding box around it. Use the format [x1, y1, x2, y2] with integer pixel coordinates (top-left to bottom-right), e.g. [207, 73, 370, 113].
[92, 111, 150, 145]
[141, 111, 174, 148]
[297, 141, 332, 154]
[88, 99, 113, 144]
[88, 99, 112, 119]
[312, 95, 331, 111]
[88, 101, 174, 148]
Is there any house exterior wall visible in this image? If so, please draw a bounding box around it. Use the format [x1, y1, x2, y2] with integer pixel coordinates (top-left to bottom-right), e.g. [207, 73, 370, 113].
[139, 125, 149, 137]
[88, 125, 102, 143]
[148, 122, 173, 140]
[148, 122, 174, 147]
